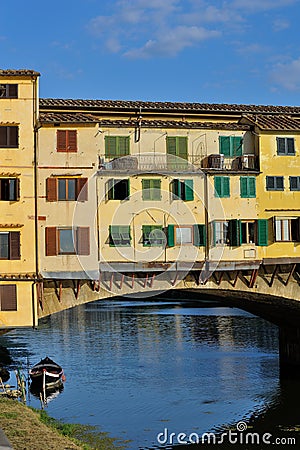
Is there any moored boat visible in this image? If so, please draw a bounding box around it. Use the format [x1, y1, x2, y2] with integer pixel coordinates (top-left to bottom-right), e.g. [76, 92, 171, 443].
[29, 357, 64, 387]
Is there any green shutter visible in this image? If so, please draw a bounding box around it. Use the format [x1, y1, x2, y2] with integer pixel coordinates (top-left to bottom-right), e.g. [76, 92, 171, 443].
[167, 224, 175, 247]
[118, 136, 130, 156]
[142, 179, 151, 200]
[193, 224, 206, 247]
[171, 179, 180, 199]
[166, 137, 177, 155]
[248, 177, 256, 197]
[105, 136, 117, 158]
[107, 178, 115, 200]
[257, 219, 268, 246]
[219, 136, 230, 156]
[240, 177, 248, 198]
[214, 176, 222, 197]
[231, 137, 243, 156]
[184, 179, 194, 201]
[223, 177, 230, 197]
[178, 137, 188, 160]
[152, 179, 161, 200]
[229, 219, 241, 246]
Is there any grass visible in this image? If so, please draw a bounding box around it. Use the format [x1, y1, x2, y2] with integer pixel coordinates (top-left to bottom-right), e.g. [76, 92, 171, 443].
[0, 397, 128, 450]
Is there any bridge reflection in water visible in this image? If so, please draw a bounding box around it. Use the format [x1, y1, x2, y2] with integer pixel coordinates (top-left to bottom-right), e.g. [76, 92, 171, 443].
[5, 298, 300, 448]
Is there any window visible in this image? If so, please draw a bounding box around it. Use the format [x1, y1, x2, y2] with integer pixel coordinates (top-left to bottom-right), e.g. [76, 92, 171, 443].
[109, 226, 131, 247]
[166, 137, 188, 168]
[219, 136, 243, 157]
[45, 227, 90, 255]
[142, 225, 165, 247]
[46, 178, 88, 202]
[289, 176, 300, 191]
[175, 226, 193, 245]
[0, 178, 19, 201]
[0, 126, 18, 148]
[105, 136, 130, 158]
[107, 179, 130, 200]
[274, 218, 300, 242]
[241, 221, 255, 244]
[213, 221, 229, 245]
[170, 179, 194, 201]
[277, 137, 295, 155]
[266, 176, 284, 191]
[240, 176, 256, 198]
[0, 232, 20, 260]
[56, 130, 77, 152]
[0, 84, 18, 98]
[0, 285, 17, 311]
[193, 224, 206, 247]
[214, 176, 230, 198]
[142, 179, 161, 200]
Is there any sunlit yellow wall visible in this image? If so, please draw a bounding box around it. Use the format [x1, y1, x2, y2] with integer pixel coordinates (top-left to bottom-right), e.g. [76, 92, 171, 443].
[0, 74, 38, 327]
[256, 131, 300, 260]
[37, 124, 99, 275]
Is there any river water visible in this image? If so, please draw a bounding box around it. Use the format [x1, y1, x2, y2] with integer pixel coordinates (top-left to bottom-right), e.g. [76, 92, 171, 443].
[1, 297, 299, 449]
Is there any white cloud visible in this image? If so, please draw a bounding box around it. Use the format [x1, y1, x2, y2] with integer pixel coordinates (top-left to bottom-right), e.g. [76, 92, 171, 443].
[231, 0, 297, 12]
[124, 26, 220, 58]
[272, 18, 290, 31]
[271, 57, 300, 90]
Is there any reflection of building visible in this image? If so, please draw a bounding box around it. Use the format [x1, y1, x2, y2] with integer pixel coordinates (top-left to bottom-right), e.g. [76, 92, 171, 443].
[1, 69, 300, 327]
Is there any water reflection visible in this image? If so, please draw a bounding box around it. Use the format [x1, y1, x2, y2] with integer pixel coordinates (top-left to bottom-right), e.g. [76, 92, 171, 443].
[0, 299, 289, 449]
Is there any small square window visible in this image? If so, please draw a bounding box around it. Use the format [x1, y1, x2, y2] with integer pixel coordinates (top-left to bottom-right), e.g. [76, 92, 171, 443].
[175, 226, 193, 245]
[58, 228, 75, 254]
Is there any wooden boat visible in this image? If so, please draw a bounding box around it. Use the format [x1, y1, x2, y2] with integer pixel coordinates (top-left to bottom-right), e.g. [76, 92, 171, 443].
[29, 357, 64, 388]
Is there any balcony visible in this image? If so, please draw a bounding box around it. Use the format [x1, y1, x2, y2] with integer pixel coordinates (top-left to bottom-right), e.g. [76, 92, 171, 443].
[98, 152, 259, 174]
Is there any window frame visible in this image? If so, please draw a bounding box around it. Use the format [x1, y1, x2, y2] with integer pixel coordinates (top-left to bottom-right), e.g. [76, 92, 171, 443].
[0, 178, 19, 201]
[174, 225, 193, 245]
[213, 221, 229, 246]
[56, 130, 77, 153]
[57, 228, 76, 255]
[274, 217, 300, 242]
[214, 176, 230, 198]
[170, 179, 194, 201]
[219, 136, 243, 157]
[107, 178, 130, 200]
[276, 137, 295, 156]
[109, 225, 131, 247]
[266, 176, 284, 191]
[105, 136, 130, 159]
[241, 220, 256, 244]
[0, 126, 18, 148]
[240, 176, 256, 198]
[0, 231, 20, 260]
[289, 176, 300, 191]
[142, 225, 165, 247]
[0, 84, 18, 99]
[142, 179, 161, 201]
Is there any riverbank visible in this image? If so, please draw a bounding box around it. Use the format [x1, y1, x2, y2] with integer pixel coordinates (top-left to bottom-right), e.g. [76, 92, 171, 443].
[0, 398, 123, 450]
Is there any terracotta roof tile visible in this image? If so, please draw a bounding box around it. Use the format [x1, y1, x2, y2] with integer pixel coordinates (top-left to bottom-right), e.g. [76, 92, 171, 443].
[39, 97, 300, 114]
[241, 114, 300, 131]
[39, 112, 98, 123]
[0, 69, 40, 77]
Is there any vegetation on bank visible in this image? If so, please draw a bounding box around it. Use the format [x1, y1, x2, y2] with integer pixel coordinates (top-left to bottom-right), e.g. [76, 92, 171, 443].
[0, 398, 126, 450]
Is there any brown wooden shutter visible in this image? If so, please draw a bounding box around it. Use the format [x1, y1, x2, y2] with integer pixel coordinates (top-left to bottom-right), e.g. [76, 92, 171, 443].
[67, 130, 77, 152]
[46, 178, 57, 201]
[0, 285, 17, 311]
[76, 227, 90, 255]
[9, 232, 20, 260]
[45, 227, 57, 256]
[57, 130, 67, 152]
[76, 178, 88, 201]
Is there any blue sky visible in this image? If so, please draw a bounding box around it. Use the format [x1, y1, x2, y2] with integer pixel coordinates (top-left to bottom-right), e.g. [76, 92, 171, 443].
[2, 0, 300, 105]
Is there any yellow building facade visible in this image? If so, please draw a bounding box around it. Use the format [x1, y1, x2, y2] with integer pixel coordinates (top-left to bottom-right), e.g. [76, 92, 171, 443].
[1, 69, 300, 328]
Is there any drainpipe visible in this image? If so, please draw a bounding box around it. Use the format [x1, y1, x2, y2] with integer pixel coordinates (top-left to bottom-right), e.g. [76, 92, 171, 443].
[32, 75, 39, 327]
[204, 171, 210, 279]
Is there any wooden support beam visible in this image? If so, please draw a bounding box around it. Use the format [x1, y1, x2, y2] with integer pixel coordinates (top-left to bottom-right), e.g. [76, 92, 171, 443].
[143, 273, 148, 288]
[172, 272, 179, 286]
[285, 264, 297, 286]
[58, 281, 62, 302]
[269, 265, 279, 287]
[217, 271, 224, 285]
[233, 271, 240, 287]
[150, 274, 155, 288]
[249, 269, 259, 288]
[131, 273, 135, 289]
[75, 280, 81, 299]
[36, 282, 43, 310]
[120, 274, 125, 290]
[193, 271, 199, 286]
[109, 273, 114, 291]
